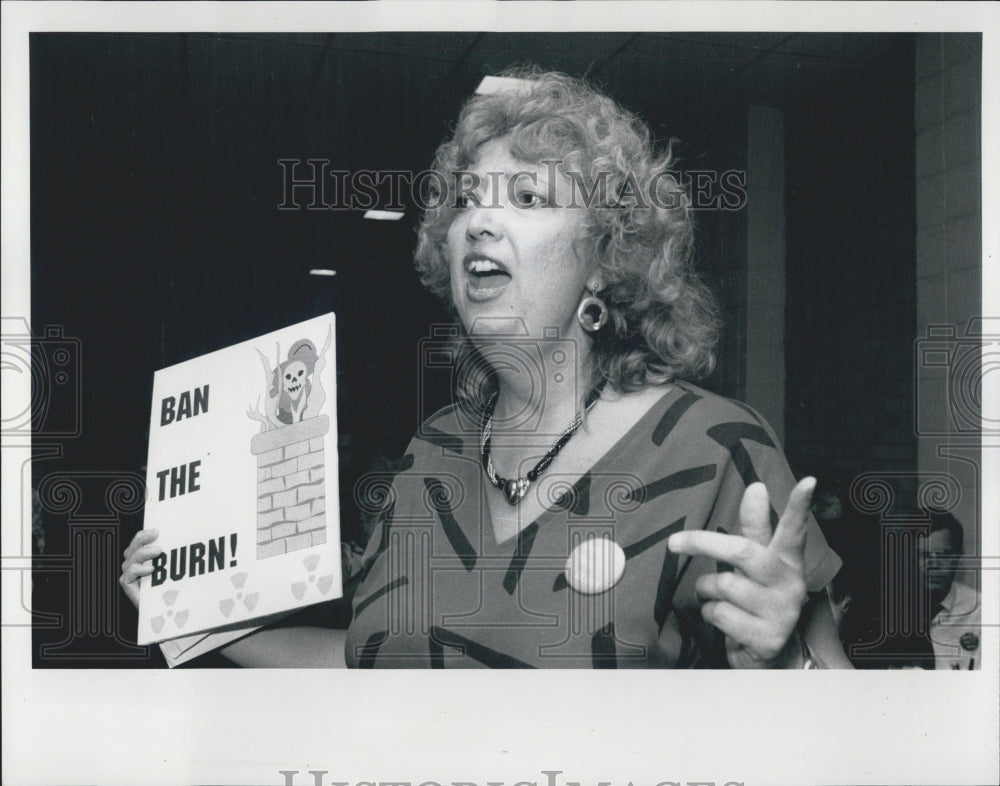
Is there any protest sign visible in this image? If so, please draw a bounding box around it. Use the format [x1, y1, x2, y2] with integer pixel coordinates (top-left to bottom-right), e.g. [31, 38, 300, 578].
[138, 313, 341, 648]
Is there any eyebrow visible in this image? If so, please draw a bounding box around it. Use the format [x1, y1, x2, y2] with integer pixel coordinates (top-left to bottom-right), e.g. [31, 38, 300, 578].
[467, 165, 550, 180]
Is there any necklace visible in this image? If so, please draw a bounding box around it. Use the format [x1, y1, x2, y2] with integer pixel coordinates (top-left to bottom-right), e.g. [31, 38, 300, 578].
[480, 383, 604, 506]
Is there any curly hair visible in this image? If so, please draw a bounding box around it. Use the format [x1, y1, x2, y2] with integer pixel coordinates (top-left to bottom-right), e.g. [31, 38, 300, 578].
[414, 67, 719, 392]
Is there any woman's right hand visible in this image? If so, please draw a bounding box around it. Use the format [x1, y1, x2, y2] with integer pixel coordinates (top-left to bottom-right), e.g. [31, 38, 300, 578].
[119, 529, 164, 609]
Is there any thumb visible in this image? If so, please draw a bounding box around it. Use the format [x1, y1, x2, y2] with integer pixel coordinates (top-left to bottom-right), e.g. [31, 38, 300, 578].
[739, 482, 772, 547]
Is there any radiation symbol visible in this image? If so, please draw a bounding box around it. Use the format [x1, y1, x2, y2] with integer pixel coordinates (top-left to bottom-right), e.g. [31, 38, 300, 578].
[150, 589, 190, 633]
[219, 571, 260, 617]
[291, 554, 335, 600]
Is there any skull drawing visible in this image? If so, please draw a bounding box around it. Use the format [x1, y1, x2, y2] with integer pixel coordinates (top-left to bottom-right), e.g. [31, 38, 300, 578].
[251, 330, 330, 432]
[283, 360, 308, 403]
[269, 339, 319, 425]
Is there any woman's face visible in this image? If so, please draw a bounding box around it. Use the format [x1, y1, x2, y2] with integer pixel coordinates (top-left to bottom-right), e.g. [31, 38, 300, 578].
[445, 136, 595, 342]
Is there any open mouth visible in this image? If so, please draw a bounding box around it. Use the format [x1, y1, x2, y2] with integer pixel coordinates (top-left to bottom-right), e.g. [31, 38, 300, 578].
[464, 255, 511, 297]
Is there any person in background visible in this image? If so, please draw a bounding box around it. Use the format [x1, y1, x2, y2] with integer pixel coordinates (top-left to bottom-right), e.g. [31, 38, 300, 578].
[917, 509, 981, 670]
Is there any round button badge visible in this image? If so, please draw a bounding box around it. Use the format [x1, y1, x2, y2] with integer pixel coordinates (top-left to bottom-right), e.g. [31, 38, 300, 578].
[565, 536, 626, 594]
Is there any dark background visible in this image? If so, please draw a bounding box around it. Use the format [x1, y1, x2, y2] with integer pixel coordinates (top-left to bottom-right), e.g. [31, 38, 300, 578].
[27, 32, 957, 666]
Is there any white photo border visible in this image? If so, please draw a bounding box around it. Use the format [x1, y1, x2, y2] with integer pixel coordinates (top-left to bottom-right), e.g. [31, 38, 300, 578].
[2, 3, 998, 785]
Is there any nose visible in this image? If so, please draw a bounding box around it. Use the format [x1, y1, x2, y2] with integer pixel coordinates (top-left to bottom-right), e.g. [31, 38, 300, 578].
[464, 200, 504, 241]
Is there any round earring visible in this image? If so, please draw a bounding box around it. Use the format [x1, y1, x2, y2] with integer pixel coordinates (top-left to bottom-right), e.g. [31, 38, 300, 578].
[577, 287, 608, 333]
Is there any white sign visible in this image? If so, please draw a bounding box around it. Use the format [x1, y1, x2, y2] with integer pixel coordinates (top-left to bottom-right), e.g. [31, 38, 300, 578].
[138, 313, 342, 646]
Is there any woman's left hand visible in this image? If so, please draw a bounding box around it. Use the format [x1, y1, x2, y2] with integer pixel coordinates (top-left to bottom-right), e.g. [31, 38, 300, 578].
[668, 477, 815, 668]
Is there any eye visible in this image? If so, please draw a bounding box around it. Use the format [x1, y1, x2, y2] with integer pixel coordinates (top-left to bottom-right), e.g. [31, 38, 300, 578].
[513, 189, 548, 208]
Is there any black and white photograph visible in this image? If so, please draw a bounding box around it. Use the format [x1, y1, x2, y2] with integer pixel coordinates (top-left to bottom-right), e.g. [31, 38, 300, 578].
[3, 2, 998, 784]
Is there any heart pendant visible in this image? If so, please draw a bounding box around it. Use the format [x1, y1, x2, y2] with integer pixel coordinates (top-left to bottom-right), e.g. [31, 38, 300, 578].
[503, 477, 530, 505]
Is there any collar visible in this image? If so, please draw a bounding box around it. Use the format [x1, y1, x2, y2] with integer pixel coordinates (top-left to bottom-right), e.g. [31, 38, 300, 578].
[936, 580, 978, 619]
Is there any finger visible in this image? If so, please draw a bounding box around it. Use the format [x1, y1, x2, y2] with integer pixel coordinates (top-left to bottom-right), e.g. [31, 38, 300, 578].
[739, 482, 772, 547]
[668, 530, 768, 577]
[769, 477, 815, 570]
[123, 529, 159, 561]
[694, 570, 770, 612]
[125, 543, 165, 568]
[118, 572, 142, 609]
[122, 561, 156, 583]
[700, 601, 791, 663]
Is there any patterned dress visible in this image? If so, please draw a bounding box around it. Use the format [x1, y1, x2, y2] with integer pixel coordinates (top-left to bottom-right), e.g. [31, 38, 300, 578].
[344, 382, 842, 668]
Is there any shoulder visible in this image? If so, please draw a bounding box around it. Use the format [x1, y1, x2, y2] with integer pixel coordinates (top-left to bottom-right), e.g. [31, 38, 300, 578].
[645, 381, 799, 500]
[674, 381, 770, 421]
[651, 381, 779, 443]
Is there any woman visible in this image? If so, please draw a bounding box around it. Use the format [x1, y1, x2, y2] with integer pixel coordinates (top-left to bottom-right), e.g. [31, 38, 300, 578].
[122, 68, 849, 669]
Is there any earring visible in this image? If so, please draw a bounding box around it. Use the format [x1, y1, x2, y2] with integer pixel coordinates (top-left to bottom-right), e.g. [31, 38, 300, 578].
[576, 286, 608, 333]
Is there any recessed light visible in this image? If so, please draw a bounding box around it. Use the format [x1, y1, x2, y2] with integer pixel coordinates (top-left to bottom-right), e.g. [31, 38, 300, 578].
[362, 209, 405, 221]
[475, 75, 532, 95]
[309, 269, 337, 277]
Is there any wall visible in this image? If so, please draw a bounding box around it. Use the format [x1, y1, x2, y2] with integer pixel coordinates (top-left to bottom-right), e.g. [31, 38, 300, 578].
[914, 34, 982, 557]
[784, 40, 917, 493]
[744, 106, 787, 443]
[684, 103, 750, 405]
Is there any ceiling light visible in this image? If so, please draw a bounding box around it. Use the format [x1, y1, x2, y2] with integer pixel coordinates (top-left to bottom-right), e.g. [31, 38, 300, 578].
[475, 75, 532, 95]
[362, 209, 405, 221]
[309, 269, 337, 277]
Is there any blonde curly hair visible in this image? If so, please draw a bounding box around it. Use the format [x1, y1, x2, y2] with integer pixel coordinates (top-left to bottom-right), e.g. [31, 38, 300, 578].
[414, 67, 719, 392]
